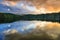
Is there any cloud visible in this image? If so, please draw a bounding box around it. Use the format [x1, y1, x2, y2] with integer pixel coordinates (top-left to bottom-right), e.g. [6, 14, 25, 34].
[4, 0, 20, 1]
[1, 0, 60, 14]
[3, 0, 60, 9]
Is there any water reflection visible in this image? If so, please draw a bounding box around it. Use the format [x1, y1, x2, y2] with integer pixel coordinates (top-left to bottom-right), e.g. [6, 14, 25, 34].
[0, 21, 60, 33]
[0, 21, 60, 40]
[0, 21, 37, 33]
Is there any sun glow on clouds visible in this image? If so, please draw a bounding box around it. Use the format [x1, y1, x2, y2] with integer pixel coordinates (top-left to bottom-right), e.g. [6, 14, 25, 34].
[16, 1, 36, 12]
[2, 1, 17, 6]
[2, 0, 60, 14]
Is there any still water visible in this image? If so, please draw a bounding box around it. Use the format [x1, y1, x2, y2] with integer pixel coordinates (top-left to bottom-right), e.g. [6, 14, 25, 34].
[0, 21, 60, 40]
[0, 21, 45, 40]
[0, 21, 49, 32]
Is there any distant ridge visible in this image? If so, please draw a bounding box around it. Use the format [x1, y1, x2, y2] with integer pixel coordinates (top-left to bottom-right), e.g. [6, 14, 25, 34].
[0, 12, 21, 23]
[0, 12, 60, 23]
[19, 12, 60, 23]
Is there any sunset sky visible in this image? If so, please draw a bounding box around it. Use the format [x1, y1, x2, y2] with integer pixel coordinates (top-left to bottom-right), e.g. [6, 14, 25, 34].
[0, 0, 60, 40]
[0, 0, 60, 14]
[0, 0, 60, 32]
[0, 0, 60, 33]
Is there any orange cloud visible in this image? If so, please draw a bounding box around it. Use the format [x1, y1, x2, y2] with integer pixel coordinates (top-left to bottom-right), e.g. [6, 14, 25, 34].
[26, 0, 60, 13]
[3, 0, 60, 13]
[9, 1, 17, 6]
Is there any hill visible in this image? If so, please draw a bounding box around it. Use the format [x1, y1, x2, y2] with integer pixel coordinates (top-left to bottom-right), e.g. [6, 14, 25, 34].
[0, 13, 21, 23]
[0, 12, 60, 23]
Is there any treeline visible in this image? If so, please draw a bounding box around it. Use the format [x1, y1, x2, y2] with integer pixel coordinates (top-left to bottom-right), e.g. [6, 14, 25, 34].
[0, 13, 21, 23]
[0, 12, 60, 23]
[20, 12, 60, 22]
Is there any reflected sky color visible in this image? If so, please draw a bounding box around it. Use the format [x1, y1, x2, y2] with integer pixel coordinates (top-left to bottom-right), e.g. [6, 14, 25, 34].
[0, 21, 60, 33]
[0, 21, 60, 40]
[0, 0, 58, 34]
[0, 0, 60, 40]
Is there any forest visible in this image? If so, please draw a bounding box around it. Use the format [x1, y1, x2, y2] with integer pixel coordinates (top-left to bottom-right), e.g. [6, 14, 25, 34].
[0, 12, 60, 23]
